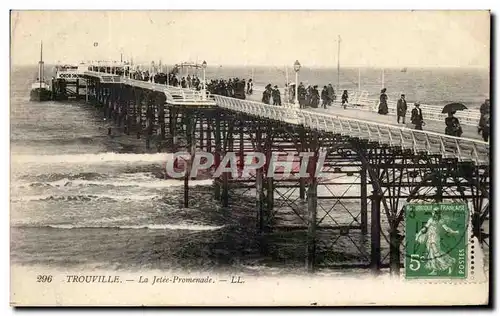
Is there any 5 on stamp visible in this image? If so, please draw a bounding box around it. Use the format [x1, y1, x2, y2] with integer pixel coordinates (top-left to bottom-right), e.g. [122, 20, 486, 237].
[405, 203, 468, 279]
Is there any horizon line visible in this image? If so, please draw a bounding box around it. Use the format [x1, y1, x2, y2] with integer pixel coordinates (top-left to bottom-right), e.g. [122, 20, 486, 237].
[10, 62, 490, 70]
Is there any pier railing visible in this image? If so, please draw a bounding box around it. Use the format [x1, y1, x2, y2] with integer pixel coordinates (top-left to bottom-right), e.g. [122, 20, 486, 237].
[214, 95, 489, 165]
[82, 69, 482, 127]
[83, 71, 123, 83]
[253, 86, 372, 107]
[370, 99, 481, 126]
[121, 78, 217, 106]
[253, 85, 481, 126]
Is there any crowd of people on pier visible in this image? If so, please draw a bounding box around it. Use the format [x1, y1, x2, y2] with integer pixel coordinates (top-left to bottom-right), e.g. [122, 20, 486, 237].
[206, 78, 247, 99]
[205, 78, 349, 109]
[286, 83, 338, 109]
[385, 87, 490, 141]
[393, 92, 425, 131]
[127, 69, 205, 91]
[206, 76, 490, 142]
[256, 82, 346, 109]
[93, 65, 489, 142]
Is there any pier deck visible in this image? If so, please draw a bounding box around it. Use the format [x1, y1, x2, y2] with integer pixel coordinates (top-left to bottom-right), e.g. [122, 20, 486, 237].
[244, 93, 483, 141]
[55, 66, 490, 273]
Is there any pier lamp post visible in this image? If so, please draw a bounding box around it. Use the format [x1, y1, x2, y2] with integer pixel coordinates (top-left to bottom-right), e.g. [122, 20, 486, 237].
[294, 60, 301, 107]
[202, 60, 207, 100]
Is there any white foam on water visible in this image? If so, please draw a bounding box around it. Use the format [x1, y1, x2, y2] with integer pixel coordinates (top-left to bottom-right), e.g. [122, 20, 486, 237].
[11, 193, 164, 202]
[14, 178, 214, 190]
[11, 194, 53, 202]
[11, 152, 174, 164]
[46, 223, 224, 231]
[70, 178, 214, 188]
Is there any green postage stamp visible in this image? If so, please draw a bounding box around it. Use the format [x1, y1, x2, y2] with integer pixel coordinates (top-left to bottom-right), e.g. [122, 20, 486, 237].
[405, 203, 468, 279]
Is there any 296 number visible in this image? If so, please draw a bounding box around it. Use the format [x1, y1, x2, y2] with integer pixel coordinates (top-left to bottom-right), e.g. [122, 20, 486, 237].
[37, 275, 53, 283]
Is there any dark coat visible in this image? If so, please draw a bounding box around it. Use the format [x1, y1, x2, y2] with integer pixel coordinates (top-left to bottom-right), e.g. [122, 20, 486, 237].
[411, 107, 423, 124]
[397, 98, 407, 115]
[341, 92, 348, 103]
[480, 102, 490, 115]
[321, 88, 328, 101]
[445, 116, 463, 137]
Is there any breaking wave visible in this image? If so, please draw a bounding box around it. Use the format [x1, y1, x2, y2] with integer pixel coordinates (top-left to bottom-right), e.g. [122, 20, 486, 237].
[11, 194, 163, 202]
[20, 172, 104, 182]
[14, 224, 225, 231]
[12, 152, 173, 164]
[16, 178, 214, 189]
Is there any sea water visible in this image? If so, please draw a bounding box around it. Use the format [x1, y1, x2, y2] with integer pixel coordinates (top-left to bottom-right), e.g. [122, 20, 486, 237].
[10, 65, 489, 273]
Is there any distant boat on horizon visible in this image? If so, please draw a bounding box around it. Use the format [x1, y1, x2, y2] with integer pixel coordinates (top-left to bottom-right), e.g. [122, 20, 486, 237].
[401, 67, 408, 73]
[30, 41, 51, 102]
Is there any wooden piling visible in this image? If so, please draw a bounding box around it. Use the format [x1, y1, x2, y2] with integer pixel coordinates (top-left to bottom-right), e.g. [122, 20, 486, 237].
[360, 163, 368, 234]
[145, 94, 153, 150]
[256, 167, 265, 232]
[96, 82, 101, 105]
[299, 129, 306, 199]
[206, 117, 212, 152]
[370, 191, 381, 273]
[136, 92, 142, 139]
[184, 111, 196, 208]
[389, 224, 401, 275]
[169, 107, 177, 148]
[107, 86, 113, 120]
[299, 178, 306, 200]
[85, 78, 88, 103]
[266, 178, 274, 215]
[239, 121, 244, 170]
[221, 120, 233, 208]
[265, 141, 274, 217]
[126, 91, 133, 135]
[199, 117, 204, 151]
[214, 113, 221, 201]
[306, 165, 318, 272]
[113, 89, 118, 122]
[159, 102, 165, 141]
[306, 133, 319, 273]
[255, 126, 266, 232]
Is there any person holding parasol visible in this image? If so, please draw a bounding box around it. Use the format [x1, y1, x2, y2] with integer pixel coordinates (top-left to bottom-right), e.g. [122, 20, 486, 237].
[442, 102, 467, 137]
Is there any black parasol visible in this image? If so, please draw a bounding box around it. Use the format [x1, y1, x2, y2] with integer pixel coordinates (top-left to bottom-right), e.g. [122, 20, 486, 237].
[442, 102, 468, 113]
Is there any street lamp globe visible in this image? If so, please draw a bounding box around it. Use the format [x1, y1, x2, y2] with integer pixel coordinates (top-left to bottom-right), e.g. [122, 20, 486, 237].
[202, 60, 207, 69]
[294, 60, 301, 72]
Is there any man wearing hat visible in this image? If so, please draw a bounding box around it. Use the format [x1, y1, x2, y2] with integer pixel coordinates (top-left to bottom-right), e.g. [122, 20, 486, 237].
[478, 98, 490, 140]
[411, 102, 424, 130]
[396, 94, 407, 124]
[480, 98, 490, 116]
[272, 85, 282, 106]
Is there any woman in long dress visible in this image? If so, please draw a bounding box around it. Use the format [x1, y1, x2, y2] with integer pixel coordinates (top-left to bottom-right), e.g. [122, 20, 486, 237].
[262, 84, 272, 104]
[378, 88, 389, 114]
[341, 90, 349, 109]
[445, 111, 463, 137]
[415, 208, 459, 275]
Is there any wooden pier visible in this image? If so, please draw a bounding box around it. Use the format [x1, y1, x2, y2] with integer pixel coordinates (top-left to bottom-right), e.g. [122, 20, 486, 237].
[51, 63, 490, 273]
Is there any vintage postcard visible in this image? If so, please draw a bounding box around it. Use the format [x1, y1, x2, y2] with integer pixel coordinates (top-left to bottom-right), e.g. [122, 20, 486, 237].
[10, 10, 490, 306]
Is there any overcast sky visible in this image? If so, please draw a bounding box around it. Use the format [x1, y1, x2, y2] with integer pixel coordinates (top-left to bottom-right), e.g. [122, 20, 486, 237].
[10, 10, 490, 68]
